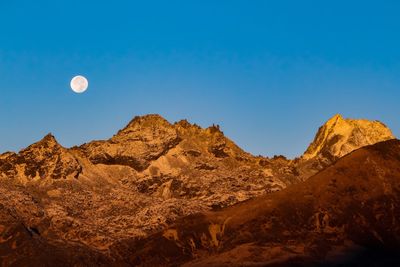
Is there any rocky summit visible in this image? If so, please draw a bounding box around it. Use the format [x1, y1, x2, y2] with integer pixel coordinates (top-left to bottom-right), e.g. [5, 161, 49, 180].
[302, 114, 394, 161]
[0, 114, 398, 266]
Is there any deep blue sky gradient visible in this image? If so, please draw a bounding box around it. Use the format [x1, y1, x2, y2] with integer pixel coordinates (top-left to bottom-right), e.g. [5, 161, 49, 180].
[0, 0, 399, 157]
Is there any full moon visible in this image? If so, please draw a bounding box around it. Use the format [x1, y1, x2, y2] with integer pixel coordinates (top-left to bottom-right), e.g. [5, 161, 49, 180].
[70, 75, 89, 93]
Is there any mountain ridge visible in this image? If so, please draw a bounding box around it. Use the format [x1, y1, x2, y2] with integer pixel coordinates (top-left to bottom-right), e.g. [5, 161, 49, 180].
[2, 113, 394, 162]
[0, 113, 398, 266]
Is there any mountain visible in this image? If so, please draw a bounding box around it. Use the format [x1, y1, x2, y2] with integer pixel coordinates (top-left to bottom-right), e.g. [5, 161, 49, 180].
[302, 114, 394, 161]
[123, 139, 400, 266]
[78, 114, 288, 206]
[0, 114, 290, 265]
[292, 114, 395, 182]
[0, 114, 397, 266]
[0, 134, 82, 182]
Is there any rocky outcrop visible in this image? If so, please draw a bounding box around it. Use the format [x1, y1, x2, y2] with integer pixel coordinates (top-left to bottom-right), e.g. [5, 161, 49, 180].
[0, 134, 82, 181]
[286, 114, 397, 182]
[303, 114, 394, 161]
[79, 115, 182, 171]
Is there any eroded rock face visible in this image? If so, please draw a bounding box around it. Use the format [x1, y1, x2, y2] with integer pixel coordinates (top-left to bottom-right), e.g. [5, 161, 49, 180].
[0, 134, 82, 181]
[286, 114, 397, 182]
[303, 114, 395, 161]
[79, 115, 182, 171]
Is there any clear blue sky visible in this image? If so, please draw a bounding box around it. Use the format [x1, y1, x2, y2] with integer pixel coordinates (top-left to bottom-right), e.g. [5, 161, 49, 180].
[0, 1, 399, 158]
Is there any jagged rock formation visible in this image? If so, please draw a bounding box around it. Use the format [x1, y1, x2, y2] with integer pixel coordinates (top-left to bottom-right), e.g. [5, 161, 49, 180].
[303, 114, 394, 161]
[78, 114, 288, 207]
[79, 115, 182, 172]
[126, 140, 400, 266]
[289, 114, 396, 182]
[0, 134, 82, 182]
[0, 114, 397, 266]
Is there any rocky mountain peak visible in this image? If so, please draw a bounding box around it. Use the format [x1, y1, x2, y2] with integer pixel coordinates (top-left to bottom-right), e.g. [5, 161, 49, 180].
[42, 132, 57, 141]
[19, 133, 63, 157]
[119, 114, 172, 133]
[302, 114, 395, 160]
[80, 114, 181, 171]
[113, 114, 178, 143]
[0, 134, 82, 181]
[174, 119, 201, 131]
[32, 133, 59, 148]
